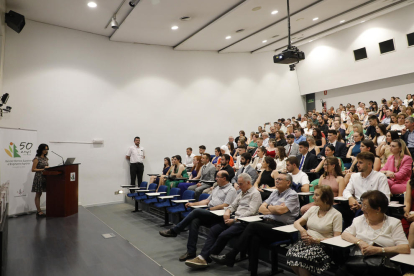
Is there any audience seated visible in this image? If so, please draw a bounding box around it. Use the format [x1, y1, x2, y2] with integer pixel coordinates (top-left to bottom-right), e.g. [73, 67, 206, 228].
[380, 139, 412, 194]
[211, 147, 221, 165]
[294, 128, 307, 144]
[203, 154, 236, 195]
[247, 133, 258, 150]
[366, 115, 379, 140]
[297, 141, 318, 172]
[312, 145, 344, 173]
[185, 173, 261, 268]
[344, 140, 381, 186]
[235, 130, 246, 144]
[218, 145, 234, 167]
[391, 114, 406, 131]
[275, 146, 288, 172]
[159, 171, 237, 262]
[265, 139, 277, 158]
[313, 128, 326, 151]
[251, 146, 266, 170]
[262, 132, 270, 147]
[231, 153, 258, 191]
[303, 157, 345, 214]
[335, 152, 390, 229]
[275, 130, 287, 147]
[183, 148, 195, 172]
[253, 157, 278, 201]
[228, 136, 237, 149]
[373, 123, 387, 146]
[150, 157, 171, 186]
[306, 136, 319, 156]
[188, 153, 216, 200]
[378, 131, 399, 166]
[157, 155, 189, 193]
[346, 131, 364, 160]
[210, 173, 300, 275]
[233, 145, 247, 170]
[339, 190, 410, 276]
[402, 177, 414, 248]
[284, 156, 310, 192]
[285, 134, 299, 156]
[287, 185, 342, 275]
[386, 113, 398, 130]
[318, 117, 330, 137]
[177, 156, 202, 196]
[251, 137, 264, 157]
[402, 116, 414, 157]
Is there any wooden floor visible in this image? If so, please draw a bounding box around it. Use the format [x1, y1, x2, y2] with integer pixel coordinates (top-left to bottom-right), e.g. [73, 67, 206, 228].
[5, 206, 172, 276]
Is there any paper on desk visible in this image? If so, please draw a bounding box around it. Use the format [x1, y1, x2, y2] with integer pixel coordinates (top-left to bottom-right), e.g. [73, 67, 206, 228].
[210, 210, 225, 216]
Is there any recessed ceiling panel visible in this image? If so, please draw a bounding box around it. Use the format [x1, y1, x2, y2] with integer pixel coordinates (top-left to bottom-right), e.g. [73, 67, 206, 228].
[110, 0, 242, 46]
[174, 0, 318, 51]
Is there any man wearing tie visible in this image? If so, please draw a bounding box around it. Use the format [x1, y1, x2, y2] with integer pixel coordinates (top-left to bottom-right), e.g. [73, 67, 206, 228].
[231, 153, 258, 191]
[318, 130, 347, 159]
[284, 134, 299, 157]
[296, 141, 318, 172]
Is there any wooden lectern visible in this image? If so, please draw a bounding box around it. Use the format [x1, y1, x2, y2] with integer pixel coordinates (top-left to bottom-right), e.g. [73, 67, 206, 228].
[44, 164, 80, 217]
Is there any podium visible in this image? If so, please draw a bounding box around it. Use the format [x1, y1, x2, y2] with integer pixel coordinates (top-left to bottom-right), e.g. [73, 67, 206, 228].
[44, 164, 80, 217]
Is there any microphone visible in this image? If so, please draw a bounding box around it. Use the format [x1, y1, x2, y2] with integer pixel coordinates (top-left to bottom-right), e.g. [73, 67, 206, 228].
[51, 151, 65, 165]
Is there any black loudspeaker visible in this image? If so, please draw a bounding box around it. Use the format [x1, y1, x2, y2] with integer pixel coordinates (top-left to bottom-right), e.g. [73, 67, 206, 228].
[5, 10, 25, 33]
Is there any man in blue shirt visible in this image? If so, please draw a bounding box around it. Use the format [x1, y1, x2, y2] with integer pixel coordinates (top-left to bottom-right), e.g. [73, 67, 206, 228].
[293, 128, 306, 144]
[402, 116, 414, 157]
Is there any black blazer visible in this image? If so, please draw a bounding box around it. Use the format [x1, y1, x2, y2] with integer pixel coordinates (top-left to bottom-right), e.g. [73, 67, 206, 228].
[318, 141, 347, 159]
[296, 153, 319, 171]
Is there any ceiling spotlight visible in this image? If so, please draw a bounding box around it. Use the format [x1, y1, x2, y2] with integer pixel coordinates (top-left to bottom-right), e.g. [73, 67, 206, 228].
[289, 64, 296, 71]
[171, 26, 178, 30]
[340, 20, 345, 23]
[262, 40, 267, 43]
[361, 20, 366, 23]
[313, 17, 319, 21]
[271, 10, 278, 15]
[226, 36, 231, 39]
[129, 0, 141, 7]
[87, 2, 97, 8]
[111, 16, 119, 29]
[309, 40, 313, 42]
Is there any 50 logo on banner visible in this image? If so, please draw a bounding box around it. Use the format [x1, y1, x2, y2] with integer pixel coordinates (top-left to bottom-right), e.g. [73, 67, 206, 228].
[4, 142, 33, 158]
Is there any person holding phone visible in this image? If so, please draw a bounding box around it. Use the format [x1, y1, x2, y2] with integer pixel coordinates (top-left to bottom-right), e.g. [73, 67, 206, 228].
[31, 143, 50, 218]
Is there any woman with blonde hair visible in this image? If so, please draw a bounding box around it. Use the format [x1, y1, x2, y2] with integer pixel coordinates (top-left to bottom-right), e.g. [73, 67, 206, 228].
[306, 136, 319, 156]
[381, 139, 413, 194]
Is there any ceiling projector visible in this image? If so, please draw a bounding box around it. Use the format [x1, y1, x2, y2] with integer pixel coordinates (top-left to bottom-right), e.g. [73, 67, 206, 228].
[273, 47, 305, 64]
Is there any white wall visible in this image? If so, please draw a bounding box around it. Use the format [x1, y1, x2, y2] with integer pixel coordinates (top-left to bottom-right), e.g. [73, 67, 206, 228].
[1, 20, 304, 206]
[315, 72, 414, 110]
[296, 4, 414, 95]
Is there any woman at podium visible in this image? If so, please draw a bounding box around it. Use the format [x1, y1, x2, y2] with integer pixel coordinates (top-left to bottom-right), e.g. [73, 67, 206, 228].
[31, 144, 49, 218]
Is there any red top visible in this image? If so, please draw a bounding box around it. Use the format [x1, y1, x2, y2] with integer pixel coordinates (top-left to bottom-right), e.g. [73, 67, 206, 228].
[267, 150, 276, 158]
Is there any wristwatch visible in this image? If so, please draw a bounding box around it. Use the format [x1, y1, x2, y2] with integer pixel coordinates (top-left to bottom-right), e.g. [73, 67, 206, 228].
[382, 247, 385, 254]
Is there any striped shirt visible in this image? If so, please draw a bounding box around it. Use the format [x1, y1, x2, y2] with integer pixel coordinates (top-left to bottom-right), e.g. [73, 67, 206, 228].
[207, 183, 237, 208]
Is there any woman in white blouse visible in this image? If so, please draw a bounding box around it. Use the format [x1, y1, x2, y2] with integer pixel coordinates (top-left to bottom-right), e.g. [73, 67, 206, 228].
[373, 123, 387, 146]
[390, 114, 406, 131]
[340, 190, 410, 275]
[275, 146, 287, 172]
[287, 185, 342, 275]
[251, 146, 266, 171]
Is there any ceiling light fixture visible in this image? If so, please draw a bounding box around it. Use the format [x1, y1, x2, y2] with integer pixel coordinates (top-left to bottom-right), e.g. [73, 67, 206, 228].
[361, 20, 366, 23]
[129, 0, 141, 7]
[87, 2, 97, 8]
[226, 36, 231, 39]
[111, 15, 119, 29]
[340, 20, 345, 23]
[271, 10, 278, 15]
[180, 16, 191, 21]
[309, 40, 313, 42]
[252, 6, 261, 11]
[171, 26, 179, 30]
[313, 17, 319, 21]
[262, 40, 267, 43]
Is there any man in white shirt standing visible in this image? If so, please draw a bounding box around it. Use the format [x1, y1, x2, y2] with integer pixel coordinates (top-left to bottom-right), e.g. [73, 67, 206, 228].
[184, 147, 195, 172]
[335, 151, 390, 230]
[126, 136, 145, 186]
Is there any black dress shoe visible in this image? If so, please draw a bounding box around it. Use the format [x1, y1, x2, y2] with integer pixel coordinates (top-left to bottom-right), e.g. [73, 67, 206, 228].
[159, 229, 177, 237]
[36, 212, 46, 218]
[210, 254, 235, 267]
[179, 252, 196, 262]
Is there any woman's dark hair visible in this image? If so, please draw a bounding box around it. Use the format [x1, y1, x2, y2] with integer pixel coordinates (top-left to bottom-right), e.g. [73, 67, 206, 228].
[313, 185, 334, 206]
[323, 156, 342, 178]
[227, 142, 235, 152]
[362, 140, 377, 157]
[36, 144, 49, 157]
[360, 190, 389, 213]
[258, 146, 267, 156]
[215, 147, 221, 156]
[276, 130, 285, 140]
[376, 124, 387, 136]
[174, 155, 182, 163]
[276, 146, 286, 160]
[264, 156, 277, 171]
[313, 128, 322, 141]
[325, 145, 335, 154]
[371, 103, 378, 111]
[164, 157, 171, 169]
[387, 131, 399, 144]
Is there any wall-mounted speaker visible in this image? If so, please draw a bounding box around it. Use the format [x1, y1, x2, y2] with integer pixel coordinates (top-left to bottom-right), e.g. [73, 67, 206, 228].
[353, 47, 367, 61]
[379, 39, 395, 54]
[5, 10, 25, 33]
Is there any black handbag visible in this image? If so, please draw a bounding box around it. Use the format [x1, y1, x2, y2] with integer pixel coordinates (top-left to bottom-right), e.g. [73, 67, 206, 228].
[343, 255, 402, 276]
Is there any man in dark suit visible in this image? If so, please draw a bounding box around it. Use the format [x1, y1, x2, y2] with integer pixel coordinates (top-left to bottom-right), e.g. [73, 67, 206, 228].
[296, 141, 318, 172]
[318, 130, 347, 159]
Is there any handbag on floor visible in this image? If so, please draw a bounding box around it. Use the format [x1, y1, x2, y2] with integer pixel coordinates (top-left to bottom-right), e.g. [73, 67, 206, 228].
[337, 255, 402, 276]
